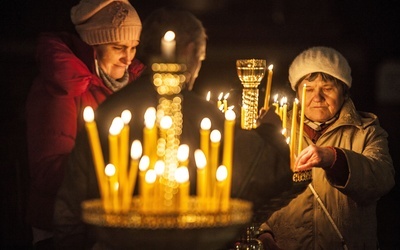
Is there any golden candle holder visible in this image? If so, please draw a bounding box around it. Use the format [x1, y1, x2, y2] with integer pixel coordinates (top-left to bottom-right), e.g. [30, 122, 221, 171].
[236, 59, 266, 130]
[82, 197, 252, 249]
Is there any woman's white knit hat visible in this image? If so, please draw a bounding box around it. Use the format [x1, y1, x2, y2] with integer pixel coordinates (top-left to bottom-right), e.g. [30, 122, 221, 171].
[288, 46, 352, 90]
[71, 0, 141, 45]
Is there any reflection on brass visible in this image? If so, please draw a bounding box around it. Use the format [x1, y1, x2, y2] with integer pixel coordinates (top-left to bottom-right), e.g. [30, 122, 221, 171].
[82, 197, 252, 229]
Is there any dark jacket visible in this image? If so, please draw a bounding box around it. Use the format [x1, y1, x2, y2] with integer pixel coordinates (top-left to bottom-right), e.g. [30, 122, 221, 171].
[54, 72, 295, 249]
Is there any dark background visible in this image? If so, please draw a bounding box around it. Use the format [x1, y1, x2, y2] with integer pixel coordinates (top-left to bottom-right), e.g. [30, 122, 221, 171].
[1, 0, 399, 248]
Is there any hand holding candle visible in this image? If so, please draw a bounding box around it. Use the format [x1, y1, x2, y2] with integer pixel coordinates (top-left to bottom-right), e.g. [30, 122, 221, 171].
[298, 84, 307, 156]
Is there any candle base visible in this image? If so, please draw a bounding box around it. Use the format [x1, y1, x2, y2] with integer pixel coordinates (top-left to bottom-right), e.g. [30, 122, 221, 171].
[292, 170, 312, 182]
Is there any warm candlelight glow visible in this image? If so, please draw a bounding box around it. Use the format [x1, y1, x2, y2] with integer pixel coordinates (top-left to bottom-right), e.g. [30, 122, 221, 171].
[144, 107, 156, 129]
[138, 155, 150, 197]
[216, 165, 228, 211]
[177, 144, 189, 166]
[83, 106, 95, 122]
[209, 129, 221, 199]
[160, 115, 173, 129]
[105, 163, 119, 212]
[217, 92, 223, 109]
[263, 64, 274, 109]
[206, 91, 211, 101]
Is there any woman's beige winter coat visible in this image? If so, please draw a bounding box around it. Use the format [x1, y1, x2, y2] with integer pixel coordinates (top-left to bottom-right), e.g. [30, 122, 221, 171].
[267, 98, 395, 249]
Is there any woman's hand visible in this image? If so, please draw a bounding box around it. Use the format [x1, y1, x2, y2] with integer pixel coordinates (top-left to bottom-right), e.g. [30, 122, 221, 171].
[295, 145, 336, 171]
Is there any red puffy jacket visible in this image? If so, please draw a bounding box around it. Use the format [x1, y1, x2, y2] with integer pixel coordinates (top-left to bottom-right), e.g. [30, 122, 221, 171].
[26, 32, 145, 230]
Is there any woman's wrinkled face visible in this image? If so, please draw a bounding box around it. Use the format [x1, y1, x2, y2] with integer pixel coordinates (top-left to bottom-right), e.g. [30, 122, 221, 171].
[297, 74, 345, 123]
[94, 40, 139, 79]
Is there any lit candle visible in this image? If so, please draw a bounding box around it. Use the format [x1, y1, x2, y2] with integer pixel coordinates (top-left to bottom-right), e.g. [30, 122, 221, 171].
[161, 30, 176, 61]
[153, 160, 165, 211]
[83, 107, 107, 206]
[209, 130, 221, 199]
[272, 94, 280, 116]
[290, 98, 299, 170]
[298, 84, 307, 155]
[122, 140, 142, 212]
[142, 169, 156, 212]
[263, 64, 274, 109]
[222, 109, 235, 201]
[175, 166, 190, 212]
[119, 110, 131, 196]
[195, 149, 207, 200]
[138, 155, 150, 198]
[282, 97, 288, 136]
[216, 165, 228, 211]
[105, 163, 119, 212]
[109, 117, 124, 170]
[223, 92, 230, 113]
[177, 144, 189, 167]
[143, 107, 157, 163]
[217, 92, 223, 110]
[200, 117, 211, 161]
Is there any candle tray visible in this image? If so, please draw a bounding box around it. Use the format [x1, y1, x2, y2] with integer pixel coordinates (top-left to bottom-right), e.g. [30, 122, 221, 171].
[81, 197, 252, 249]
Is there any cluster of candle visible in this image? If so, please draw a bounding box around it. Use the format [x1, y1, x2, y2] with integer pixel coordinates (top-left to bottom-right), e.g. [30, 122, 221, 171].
[206, 91, 233, 113]
[83, 105, 237, 213]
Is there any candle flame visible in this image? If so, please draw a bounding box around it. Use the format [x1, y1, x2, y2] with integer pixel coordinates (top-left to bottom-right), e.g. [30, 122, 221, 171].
[200, 117, 211, 130]
[224, 109, 236, 121]
[105, 163, 116, 177]
[177, 144, 190, 162]
[274, 94, 279, 102]
[210, 129, 221, 143]
[109, 117, 124, 135]
[163, 30, 175, 42]
[144, 107, 156, 129]
[130, 140, 142, 160]
[154, 160, 165, 176]
[216, 165, 228, 182]
[194, 149, 207, 169]
[223, 92, 230, 100]
[121, 110, 132, 124]
[268, 64, 274, 71]
[206, 91, 211, 101]
[145, 169, 157, 184]
[83, 106, 94, 122]
[160, 115, 173, 129]
[218, 92, 223, 101]
[175, 166, 189, 183]
[139, 155, 150, 171]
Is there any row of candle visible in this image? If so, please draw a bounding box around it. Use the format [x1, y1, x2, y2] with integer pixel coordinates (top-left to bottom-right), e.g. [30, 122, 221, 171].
[83, 106, 236, 213]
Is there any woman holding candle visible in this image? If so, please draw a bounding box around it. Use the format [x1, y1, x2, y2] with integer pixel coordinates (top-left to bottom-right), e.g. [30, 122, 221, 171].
[54, 8, 295, 249]
[25, 0, 145, 247]
[258, 46, 395, 250]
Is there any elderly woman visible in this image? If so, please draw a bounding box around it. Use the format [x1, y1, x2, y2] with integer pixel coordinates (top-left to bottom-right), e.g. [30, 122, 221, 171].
[258, 47, 395, 250]
[25, 0, 145, 247]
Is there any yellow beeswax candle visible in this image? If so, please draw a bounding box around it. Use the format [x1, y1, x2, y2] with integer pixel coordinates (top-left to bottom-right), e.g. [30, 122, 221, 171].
[153, 160, 165, 211]
[175, 166, 190, 212]
[194, 149, 207, 200]
[217, 92, 223, 110]
[109, 117, 124, 170]
[143, 107, 157, 160]
[222, 109, 235, 200]
[138, 155, 150, 198]
[143, 169, 156, 212]
[161, 31, 176, 61]
[119, 110, 131, 196]
[290, 99, 299, 169]
[200, 117, 211, 162]
[223, 92, 230, 113]
[216, 165, 228, 211]
[209, 130, 221, 198]
[263, 64, 274, 109]
[105, 163, 119, 213]
[122, 140, 142, 212]
[282, 97, 288, 136]
[83, 107, 107, 205]
[298, 84, 307, 155]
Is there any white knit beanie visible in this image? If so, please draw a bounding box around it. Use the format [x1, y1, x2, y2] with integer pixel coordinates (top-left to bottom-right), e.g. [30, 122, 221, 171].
[288, 46, 352, 90]
[71, 0, 141, 45]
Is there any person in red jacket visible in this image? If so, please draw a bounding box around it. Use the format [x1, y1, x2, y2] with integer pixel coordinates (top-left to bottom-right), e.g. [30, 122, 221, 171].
[25, 0, 145, 248]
